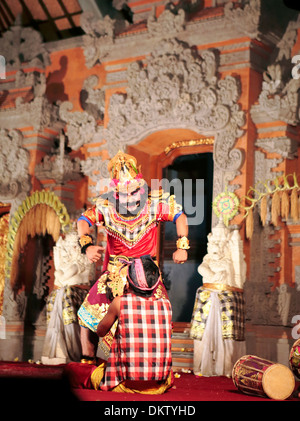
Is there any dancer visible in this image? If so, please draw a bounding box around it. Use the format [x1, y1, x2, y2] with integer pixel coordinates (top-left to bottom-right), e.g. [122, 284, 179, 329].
[77, 151, 189, 362]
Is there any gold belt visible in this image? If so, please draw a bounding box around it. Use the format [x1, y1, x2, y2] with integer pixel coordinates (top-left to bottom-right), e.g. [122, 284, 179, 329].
[108, 255, 157, 265]
[202, 283, 243, 293]
[108, 255, 133, 267]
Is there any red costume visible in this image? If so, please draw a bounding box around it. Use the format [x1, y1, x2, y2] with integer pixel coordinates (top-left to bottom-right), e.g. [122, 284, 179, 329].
[77, 189, 182, 356]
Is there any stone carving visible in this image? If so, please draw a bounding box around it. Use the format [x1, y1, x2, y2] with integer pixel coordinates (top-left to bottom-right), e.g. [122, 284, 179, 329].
[15, 96, 59, 131]
[41, 228, 92, 364]
[0, 129, 31, 213]
[0, 18, 50, 69]
[277, 17, 300, 61]
[80, 12, 116, 68]
[35, 133, 82, 184]
[253, 150, 281, 225]
[0, 22, 58, 131]
[103, 38, 245, 174]
[258, 65, 300, 126]
[59, 75, 105, 150]
[59, 101, 102, 150]
[52, 228, 92, 289]
[190, 220, 246, 376]
[15, 70, 47, 97]
[253, 16, 300, 126]
[2, 286, 27, 322]
[198, 220, 247, 290]
[81, 75, 105, 121]
[244, 208, 300, 326]
[224, 0, 261, 39]
[80, 156, 110, 197]
[0, 69, 59, 132]
[147, 7, 186, 37]
[255, 137, 298, 160]
[253, 149, 282, 191]
[245, 279, 300, 327]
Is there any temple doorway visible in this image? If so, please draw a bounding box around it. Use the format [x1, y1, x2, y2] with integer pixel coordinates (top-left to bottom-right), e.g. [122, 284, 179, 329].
[160, 153, 214, 322]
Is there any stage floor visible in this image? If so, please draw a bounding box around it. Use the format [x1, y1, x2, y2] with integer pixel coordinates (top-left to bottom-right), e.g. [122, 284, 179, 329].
[73, 373, 299, 402]
[0, 361, 298, 404]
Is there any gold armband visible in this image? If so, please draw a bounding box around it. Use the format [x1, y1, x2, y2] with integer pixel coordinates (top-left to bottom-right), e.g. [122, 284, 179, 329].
[176, 236, 190, 250]
[79, 234, 94, 254]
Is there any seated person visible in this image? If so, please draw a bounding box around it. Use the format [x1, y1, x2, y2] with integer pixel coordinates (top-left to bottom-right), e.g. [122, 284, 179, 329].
[90, 255, 174, 394]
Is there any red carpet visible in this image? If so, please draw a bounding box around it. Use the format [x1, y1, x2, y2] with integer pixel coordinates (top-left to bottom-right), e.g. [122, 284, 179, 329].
[0, 361, 298, 404]
[73, 373, 299, 402]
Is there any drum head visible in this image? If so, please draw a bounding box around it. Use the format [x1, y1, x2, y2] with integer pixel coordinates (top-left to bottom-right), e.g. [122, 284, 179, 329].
[263, 364, 295, 400]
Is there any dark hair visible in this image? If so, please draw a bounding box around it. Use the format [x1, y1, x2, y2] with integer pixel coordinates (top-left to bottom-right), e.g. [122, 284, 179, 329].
[128, 255, 160, 297]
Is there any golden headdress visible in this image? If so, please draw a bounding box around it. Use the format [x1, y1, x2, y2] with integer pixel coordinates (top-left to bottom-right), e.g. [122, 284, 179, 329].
[107, 151, 146, 193]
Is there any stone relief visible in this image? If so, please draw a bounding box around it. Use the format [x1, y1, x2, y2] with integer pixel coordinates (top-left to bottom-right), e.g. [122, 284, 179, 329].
[252, 15, 300, 127]
[0, 129, 31, 215]
[59, 101, 102, 151]
[52, 227, 93, 289]
[0, 18, 50, 69]
[0, 44, 59, 132]
[224, 0, 261, 39]
[147, 7, 186, 37]
[35, 133, 82, 185]
[244, 203, 300, 327]
[81, 75, 105, 121]
[245, 278, 300, 327]
[58, 75, 105, 152]
[245, 13, 300, 328]
[77, 6, 245, 202]
[103, 38, 245, 176]
[15, 70, 47, 97]
[80, 12, 117, 68]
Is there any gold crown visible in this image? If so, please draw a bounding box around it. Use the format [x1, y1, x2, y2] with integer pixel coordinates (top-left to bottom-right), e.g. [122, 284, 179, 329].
[108, 151, 145, 192]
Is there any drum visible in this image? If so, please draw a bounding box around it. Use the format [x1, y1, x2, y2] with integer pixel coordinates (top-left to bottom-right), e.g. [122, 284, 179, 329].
[289, 339, 300, 379]
[232, 355, 295, 400]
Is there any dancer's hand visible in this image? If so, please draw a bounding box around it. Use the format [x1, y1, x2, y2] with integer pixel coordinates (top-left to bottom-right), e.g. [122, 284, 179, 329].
[173, 248, 188, 264]
[86, 245, 105, 263]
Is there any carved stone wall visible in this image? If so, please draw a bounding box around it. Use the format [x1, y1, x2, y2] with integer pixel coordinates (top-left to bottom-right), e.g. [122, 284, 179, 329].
[0, 0, 299, 361]
[247, 8, 300, 329]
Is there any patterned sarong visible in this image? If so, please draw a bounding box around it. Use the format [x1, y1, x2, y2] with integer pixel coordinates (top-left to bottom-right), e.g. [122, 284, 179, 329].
[77, 255, 168, 357]
[100, 294, 173, 390]
[190, 285, 245, 341]
[47, 286, 89, 326]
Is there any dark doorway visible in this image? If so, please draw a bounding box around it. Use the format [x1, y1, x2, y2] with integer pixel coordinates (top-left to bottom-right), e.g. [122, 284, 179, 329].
[160, 153, 214, 322]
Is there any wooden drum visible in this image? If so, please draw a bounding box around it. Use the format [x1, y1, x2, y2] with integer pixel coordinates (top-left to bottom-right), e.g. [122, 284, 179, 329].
[289, 339, 300, 379]
[232, 355, 295, 400]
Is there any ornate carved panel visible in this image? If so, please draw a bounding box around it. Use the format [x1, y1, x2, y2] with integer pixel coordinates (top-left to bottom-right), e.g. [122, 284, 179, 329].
[0, 129, 31, 215]
[103, 38, 244, 179]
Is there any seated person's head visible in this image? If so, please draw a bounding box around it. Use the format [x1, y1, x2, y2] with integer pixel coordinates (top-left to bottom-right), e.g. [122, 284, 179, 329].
[127, 256, 160, 297]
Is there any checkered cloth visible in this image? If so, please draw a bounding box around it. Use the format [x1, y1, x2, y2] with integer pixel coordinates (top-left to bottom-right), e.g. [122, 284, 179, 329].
[190, 287, 245, 341]
[100, 294, 173, 391]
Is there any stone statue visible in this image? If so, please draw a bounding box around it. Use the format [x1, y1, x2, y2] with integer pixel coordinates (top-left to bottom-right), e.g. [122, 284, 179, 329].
[41, 228, 93, 365]
[190, 219, 247, 377]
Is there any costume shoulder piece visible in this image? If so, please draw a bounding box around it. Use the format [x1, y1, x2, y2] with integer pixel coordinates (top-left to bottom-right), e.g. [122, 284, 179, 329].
[95, 195, 111, 210]
[150, 189, 183, 221]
